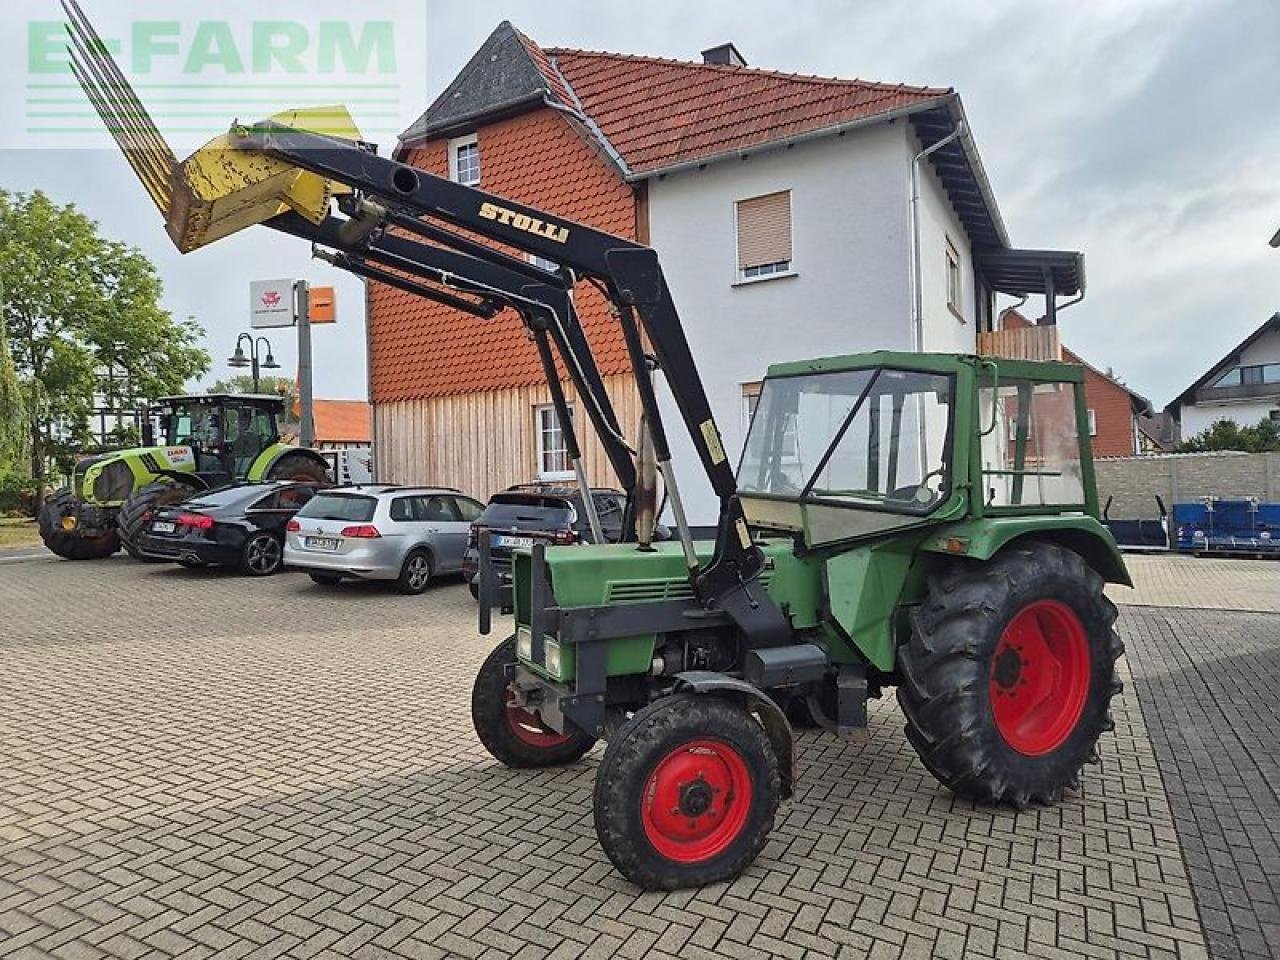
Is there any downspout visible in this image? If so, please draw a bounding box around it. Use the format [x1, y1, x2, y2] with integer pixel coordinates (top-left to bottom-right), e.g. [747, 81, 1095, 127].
[909, 121, 965, 352]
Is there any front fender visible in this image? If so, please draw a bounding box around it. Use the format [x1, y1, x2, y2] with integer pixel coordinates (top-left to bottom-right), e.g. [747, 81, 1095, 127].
[674, 671, 794, 798]
[922, 515, 1132, 587]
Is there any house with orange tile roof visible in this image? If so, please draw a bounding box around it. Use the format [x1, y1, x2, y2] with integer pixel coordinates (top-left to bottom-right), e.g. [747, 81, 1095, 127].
[368, 24, 1081, 519]
[286, 398, 372, 450]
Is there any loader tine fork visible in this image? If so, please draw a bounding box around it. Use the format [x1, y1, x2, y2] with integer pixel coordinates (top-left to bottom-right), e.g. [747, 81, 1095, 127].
[61, 0, 177, 210]
[66, 59, 170, 210]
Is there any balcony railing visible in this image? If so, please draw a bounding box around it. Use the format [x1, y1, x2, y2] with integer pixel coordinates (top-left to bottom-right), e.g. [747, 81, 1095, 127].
[978, 325, 1062, 362]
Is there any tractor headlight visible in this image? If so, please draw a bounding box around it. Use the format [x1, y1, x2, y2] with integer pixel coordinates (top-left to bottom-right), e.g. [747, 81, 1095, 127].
[516, 626, 533, 661]
[544, 638, 562, 679]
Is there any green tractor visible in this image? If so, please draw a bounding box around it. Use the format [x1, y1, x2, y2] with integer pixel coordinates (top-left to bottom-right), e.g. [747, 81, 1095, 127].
[39, 393, 329, 560]
[473, 352, 1129, 889]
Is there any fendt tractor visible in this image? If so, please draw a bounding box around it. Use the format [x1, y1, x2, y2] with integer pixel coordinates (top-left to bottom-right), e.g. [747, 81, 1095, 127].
[66, 0, 1128, 889]
[39, 393, 328, 560]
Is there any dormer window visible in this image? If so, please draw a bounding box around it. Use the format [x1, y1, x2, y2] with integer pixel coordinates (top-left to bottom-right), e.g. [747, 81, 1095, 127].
[449, 134, 480, 186]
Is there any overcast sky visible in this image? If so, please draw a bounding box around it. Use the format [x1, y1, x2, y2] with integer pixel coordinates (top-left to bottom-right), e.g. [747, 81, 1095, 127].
[2, 0, 1277, 407]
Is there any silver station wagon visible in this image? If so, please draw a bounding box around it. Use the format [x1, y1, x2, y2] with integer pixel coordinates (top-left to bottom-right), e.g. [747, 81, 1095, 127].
[284, 485, 484, 593]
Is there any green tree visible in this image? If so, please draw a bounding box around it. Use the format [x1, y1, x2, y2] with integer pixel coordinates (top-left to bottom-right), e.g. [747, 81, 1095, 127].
[0, 190, 210, 483]
[0, 308, 25, 468]
[1176, 416, 1280, 453]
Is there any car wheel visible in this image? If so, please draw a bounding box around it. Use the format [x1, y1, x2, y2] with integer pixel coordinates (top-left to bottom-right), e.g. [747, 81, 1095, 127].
[240, 532, 284, 576]
[309, 572, 344, 586]
[395, 549, 433, 595]
[469, 581, 481, 601]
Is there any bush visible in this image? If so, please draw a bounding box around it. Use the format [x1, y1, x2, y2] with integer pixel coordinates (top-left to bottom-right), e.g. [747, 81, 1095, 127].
[0, 466, 37, 515]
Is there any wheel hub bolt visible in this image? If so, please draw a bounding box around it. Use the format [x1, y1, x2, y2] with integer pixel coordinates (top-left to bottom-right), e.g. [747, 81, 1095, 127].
[678, 777, 714, 818]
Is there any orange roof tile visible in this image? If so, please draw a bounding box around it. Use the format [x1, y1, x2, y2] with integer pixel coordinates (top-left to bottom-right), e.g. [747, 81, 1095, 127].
[545, 48, 949, 175]
[302, 399, 372, 444]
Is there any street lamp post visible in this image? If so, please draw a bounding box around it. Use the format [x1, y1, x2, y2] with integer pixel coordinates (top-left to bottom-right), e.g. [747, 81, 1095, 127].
[227, 333, 280, 393]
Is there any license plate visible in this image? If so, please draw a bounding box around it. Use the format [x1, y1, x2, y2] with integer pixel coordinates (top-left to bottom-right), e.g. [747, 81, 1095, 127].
[152, 521, 176, 534]
[305, 536, 340, 551]
[494, 535, 534, 549]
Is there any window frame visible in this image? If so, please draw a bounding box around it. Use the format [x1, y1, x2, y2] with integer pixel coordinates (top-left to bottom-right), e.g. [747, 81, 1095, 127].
[733, 190, 795, 285]
[448, 133, 480, 186]
[1087, 408, 1098, 437]
[945, 237, 964, 321]
[535, 403, 575, 480]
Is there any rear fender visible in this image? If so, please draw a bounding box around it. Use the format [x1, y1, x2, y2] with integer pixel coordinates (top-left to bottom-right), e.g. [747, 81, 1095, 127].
[248, 443, 328, 481]
[921, 515, 1132, 587]
[673, 671, 794, 798]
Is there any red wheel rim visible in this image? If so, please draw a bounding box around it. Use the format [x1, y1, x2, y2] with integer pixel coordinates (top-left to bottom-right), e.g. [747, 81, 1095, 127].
[505, 698, 574, 749]
[640, 738, 753, 864]
[989, 599, 1092, 756]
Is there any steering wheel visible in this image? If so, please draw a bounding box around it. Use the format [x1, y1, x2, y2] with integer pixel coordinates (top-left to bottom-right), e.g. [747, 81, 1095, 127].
[889, 468, 947, 505]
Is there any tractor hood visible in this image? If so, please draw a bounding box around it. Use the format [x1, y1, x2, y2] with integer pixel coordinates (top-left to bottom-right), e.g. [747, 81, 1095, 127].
[76, 446, 197, 505]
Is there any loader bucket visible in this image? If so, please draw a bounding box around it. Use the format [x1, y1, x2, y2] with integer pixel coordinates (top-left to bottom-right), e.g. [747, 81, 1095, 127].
[62, 0, 357, 253]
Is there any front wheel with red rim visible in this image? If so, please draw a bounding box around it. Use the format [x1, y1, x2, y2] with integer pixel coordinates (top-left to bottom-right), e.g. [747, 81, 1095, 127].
[471, 635, 595, 768]
[594, 694, 780, 890]
[897, 541, 1123, 808]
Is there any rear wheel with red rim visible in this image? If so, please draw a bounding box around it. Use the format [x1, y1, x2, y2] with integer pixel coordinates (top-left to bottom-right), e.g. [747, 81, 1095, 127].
[897, 541, 1123, 808]
[594, 694, 780, 890]
[471, 635, 595, 768]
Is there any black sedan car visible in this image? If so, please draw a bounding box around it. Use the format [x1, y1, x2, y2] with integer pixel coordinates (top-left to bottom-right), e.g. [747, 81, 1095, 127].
[138, 481, 323, 575]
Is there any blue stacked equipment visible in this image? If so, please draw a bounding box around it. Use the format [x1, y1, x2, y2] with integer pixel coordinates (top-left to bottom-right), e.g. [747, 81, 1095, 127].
[1172, 498, 1280, 555]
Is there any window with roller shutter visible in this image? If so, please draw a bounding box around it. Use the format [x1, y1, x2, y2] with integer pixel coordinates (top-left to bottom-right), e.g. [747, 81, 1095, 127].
[735, 191, 792, 281]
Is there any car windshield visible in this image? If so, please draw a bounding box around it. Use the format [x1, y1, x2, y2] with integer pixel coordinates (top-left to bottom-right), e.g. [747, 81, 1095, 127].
[738, 367, 953, 513]
[296, 492, 376, 523]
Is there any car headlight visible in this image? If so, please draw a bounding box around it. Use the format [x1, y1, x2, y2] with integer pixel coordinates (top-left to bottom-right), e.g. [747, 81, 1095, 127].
[544, 638, 562, 679]
[516, 626, 532, 661]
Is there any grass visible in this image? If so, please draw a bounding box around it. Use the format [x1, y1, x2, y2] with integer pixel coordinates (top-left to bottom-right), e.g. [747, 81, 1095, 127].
[0, 516, 42, 550]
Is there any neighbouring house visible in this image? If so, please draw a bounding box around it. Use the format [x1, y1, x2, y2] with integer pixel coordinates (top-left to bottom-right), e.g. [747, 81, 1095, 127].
[1000, 310, 1154, 457]
[1168, 313, 1280, 442]
[287, 399, 372, 450]
[368, 23, 1083, 521]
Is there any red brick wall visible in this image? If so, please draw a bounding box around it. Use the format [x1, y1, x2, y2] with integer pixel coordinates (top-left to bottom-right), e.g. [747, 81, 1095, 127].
[367, 108, 636, 403]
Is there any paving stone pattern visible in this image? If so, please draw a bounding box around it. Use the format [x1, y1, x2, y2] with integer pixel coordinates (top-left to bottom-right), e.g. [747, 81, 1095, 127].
[1121, 606, 1280, 960]
[0, 555, 1215, 959]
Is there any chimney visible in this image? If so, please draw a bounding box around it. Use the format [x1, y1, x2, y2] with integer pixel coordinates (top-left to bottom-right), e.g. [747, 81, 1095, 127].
[701, 42, 746, 67]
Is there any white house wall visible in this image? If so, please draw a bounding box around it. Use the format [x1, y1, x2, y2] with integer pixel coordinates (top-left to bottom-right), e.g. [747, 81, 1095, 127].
[1180, 328, 1280, 437]
[647, 120, 975, 525]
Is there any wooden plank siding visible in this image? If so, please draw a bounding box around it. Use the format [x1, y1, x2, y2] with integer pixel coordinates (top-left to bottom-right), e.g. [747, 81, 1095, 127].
[373, 375, 643, 499]
[977, 325, 1062, 362]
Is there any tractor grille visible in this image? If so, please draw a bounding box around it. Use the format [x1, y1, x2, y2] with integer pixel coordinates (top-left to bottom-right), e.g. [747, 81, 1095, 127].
[605, 571, 774, 605]
[92, 461, 135, 502]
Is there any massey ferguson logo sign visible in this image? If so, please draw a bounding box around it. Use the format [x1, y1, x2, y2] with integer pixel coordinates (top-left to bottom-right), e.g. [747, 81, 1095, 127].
[251, 278, 295, 328]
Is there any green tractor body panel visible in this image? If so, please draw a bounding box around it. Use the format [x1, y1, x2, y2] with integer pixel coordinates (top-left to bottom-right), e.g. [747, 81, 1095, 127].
[823, 536, 927, 671]
[75, 445, 198, 505]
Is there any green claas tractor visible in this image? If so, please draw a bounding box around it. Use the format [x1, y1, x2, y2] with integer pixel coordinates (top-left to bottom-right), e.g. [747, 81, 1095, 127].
[63, 7, 1125, 890]
[39, 393, 329, 560]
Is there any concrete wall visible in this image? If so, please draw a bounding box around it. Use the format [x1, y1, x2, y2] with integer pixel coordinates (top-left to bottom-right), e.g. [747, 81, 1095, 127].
[1096, 452, 1280, 519]
[647, 121, 973, 524]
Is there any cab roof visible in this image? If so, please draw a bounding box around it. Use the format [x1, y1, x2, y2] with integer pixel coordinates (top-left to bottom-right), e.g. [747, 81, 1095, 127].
[155, 393, 285, 405]
[764, 350, 1083, 383]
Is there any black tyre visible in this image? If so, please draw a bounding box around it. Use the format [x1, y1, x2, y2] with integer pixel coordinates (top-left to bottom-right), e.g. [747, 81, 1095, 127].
[395, 548, 433, 594]
[240, 532, 283, 576]
[471, 636, 596, 768]
[897, 541, 1123, 808]
[118, 480, 197, 560]
[38, 488, 120, 560]
[468, 581, 481, 601]
[309, 572, 344, 586]
[266, 452, 328, 483]
[594, 693, 780, 890]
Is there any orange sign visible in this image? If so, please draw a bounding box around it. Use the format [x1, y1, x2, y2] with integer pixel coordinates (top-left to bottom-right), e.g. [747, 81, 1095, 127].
[308, 286, 336, 324]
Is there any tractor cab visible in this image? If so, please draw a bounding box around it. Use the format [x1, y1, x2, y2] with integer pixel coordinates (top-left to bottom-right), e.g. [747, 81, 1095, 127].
[737, 352, 1097, 549]
[150, 394, 284, 488]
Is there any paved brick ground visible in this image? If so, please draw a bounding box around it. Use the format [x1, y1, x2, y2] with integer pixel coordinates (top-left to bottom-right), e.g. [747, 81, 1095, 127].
[1120, 607, 1280, 960]
[0, 555, 1212, 959]
[1113, 557, 1280, 614]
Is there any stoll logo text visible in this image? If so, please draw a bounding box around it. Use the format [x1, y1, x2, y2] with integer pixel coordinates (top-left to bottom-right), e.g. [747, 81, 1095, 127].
[9, 3, 426, 150]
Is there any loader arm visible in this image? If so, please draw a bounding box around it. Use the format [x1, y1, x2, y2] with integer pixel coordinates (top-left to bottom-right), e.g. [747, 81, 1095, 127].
[63, 0, 790, 648]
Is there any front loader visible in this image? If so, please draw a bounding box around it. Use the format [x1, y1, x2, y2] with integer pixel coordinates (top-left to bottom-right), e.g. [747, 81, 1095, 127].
[65, 0, 1128, 890]
[40, 393, 328, 560]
